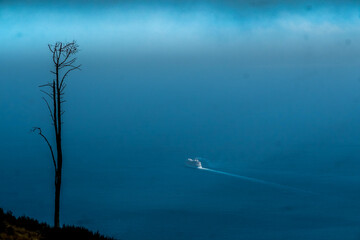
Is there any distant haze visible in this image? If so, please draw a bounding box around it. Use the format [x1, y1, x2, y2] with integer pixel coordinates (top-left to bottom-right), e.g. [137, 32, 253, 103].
[1, 1, 360, 239]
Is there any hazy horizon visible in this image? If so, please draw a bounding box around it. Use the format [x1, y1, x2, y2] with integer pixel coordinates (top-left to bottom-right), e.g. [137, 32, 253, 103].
[1, 1, 360, 239]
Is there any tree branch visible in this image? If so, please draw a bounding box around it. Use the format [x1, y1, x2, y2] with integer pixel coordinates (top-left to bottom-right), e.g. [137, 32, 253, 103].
[32, 127, 57, 170]
[48, 44, 54, 53]
[52, 81, 58, 136]
[59, 58, 77, 69]
[60, 65, 81, 88]
[52, 45, 57, 65]
[39, 83, 53, 88]
[42, 97, 55, 122]
[40, 89, 53, 99]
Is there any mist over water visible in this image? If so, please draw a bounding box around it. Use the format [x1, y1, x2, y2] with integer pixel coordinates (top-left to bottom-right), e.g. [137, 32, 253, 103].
[1, 1, 360, 239]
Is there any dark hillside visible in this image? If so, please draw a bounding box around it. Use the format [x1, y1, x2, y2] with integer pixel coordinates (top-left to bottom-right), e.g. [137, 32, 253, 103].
[0, 208, 115, 240]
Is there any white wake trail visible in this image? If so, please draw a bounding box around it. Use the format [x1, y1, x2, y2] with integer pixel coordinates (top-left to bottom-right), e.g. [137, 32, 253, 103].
[186, 158, 312, 194]
[200, 167, 311, 193]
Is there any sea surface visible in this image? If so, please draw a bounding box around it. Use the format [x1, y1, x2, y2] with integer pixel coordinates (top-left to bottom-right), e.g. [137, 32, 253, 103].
[1, 1, 360, 239]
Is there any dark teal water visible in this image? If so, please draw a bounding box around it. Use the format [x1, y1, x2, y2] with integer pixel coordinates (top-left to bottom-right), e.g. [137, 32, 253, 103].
[1, 1, 360, 239]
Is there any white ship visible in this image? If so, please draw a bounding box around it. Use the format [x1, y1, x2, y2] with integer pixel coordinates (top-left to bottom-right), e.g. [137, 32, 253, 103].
[186, 158, 202, 168]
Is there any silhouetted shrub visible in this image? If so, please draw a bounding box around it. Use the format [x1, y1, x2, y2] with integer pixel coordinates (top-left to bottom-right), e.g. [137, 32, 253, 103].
[6, 226, 14, 235]
[0, 208, 115, 240]
[43, 225, 114, 240]
[0, 220, 5, 232]
[0, 208, 5, 232]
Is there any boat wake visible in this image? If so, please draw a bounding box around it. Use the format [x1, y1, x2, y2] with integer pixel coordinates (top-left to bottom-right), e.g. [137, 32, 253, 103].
[186, 158, 312, 194]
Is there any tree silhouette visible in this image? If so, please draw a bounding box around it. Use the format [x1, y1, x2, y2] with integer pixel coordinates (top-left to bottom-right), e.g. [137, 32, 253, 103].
[33, 41, 81, 228]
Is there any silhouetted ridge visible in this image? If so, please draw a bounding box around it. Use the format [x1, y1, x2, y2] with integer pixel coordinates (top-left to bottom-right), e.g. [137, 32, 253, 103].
[0, 208, 115, 240]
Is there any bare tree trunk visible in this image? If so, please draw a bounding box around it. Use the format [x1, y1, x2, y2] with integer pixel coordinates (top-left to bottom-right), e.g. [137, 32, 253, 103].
[54, 172, 61, 228]
[54, 132, 62, 228]
[33, 41, 80, 228]
[54, 48, 63, 228]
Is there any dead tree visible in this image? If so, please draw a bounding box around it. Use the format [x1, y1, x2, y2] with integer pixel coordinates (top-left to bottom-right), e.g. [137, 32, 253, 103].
[33, 41, 81, 228]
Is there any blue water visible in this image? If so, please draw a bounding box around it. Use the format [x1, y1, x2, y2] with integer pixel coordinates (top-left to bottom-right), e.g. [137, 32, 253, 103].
[1, 1, 360, 239]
